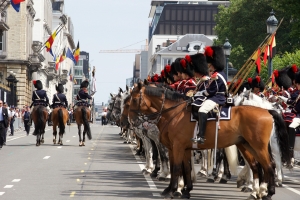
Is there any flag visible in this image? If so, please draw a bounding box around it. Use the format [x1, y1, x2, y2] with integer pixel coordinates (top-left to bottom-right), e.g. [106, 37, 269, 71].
[55, 55, 61, 70]
[49, 48, 54, 58]
[74, 41, 80, 63]
[69, 68, 73, 81]
[73, 79, 77, 84]
[59, 48, 66, 63]
[255, 49, 261, 74]
[66, 48, 76, 64]
[45, 30, 57, 52]
[269, 35, 276, 58]
[91, 67, 97, 94]
[11, 0, 25, 12]
[263, 45, 268, 65]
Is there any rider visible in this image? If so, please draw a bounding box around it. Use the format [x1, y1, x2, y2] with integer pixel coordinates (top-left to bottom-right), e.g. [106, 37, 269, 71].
[250, 76, 265, 98]
[48, 84, 71, 126]
[191, 46, 227, 144]
[28, 80, 50, 129]
[172, 58, 186, 93]
[73, 80, 93, 120]
[180, 56, 197, 95]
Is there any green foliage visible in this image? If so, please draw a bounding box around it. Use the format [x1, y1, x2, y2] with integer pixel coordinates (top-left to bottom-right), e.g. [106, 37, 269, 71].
[214, 0, 300, 75]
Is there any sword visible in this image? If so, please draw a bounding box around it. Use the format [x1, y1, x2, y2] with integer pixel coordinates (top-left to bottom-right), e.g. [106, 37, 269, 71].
[212, 109, 221, 177]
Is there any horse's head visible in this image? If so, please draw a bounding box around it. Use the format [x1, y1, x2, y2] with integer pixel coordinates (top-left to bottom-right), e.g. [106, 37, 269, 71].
[120, 91, 131, 128]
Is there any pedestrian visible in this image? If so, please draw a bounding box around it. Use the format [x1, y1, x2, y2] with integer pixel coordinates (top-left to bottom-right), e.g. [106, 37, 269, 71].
[0, 100, 9, 149]
[9, 106, 16, 136]
[101, 109, 107, 125]
[3, 102, 10, 145]
[22, 106, 31, 136]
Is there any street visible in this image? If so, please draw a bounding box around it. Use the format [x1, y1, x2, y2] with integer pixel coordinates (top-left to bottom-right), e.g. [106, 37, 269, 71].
[0, 123, 300, 200]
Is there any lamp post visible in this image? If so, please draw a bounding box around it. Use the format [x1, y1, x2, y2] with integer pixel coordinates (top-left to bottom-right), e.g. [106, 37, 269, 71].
[223, 38, 232, 80]
[6, 71, 19, 106]
[266, 9, 278, 77]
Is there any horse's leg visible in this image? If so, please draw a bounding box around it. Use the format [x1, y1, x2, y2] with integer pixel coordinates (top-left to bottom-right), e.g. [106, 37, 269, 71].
[220, 150, 231, 183]
[198, 150, 208, 177]
[161, 148, 173, 197]
[36, 133, 40, 146]
[157, 144, 170, 181]
[78, 124, 82, 146]
[270, 129, 283, 187]
[207, 149, 221, 182]
[82, 128, 86, 146]
[181, 150, 194, 199]
[53, 124, 57, 144]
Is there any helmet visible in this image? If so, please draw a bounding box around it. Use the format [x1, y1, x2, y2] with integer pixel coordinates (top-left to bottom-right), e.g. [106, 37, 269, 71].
[56, 84, 64, 93]
[33, 80, 43, 90]
[204, 46, 225, 71]
[80, 80, 89, 88]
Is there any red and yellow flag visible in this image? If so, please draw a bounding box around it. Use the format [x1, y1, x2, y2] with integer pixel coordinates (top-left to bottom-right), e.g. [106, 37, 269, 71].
[74, 41, 80, 63]
[45, 30, 57, 52]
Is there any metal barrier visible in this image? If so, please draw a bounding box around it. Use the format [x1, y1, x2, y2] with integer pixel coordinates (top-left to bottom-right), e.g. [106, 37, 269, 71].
[7, 118, 24, 133]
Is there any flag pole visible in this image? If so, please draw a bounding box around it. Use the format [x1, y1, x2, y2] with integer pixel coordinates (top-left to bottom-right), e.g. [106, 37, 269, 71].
[38, 24, 66, 53]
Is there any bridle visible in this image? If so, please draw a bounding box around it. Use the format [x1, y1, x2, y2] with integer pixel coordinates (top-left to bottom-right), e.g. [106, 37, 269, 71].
[130, 87, 188, 124]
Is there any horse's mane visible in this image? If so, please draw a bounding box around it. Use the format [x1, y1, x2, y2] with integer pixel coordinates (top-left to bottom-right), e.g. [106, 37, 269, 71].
[123, 94, 131, 104]
[144, 86, 186, 101]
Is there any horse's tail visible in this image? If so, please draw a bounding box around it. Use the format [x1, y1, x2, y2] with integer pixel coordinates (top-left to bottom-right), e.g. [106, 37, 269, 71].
[268, 110, 291, 165]
[58, 109, 65, 134]
[36, 106, 44, 135]
[82, 107, 92, 140]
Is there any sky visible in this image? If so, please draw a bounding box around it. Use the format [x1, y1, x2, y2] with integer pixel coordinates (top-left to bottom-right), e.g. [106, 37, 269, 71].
[64, 0, 151, 105]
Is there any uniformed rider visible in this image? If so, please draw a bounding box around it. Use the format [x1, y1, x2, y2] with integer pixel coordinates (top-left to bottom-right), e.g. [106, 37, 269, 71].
[28, 80, 49, 126]
[191, 46, 227, 144]
[249, 76, 265, 98]
[73, 80, 93, 120]
[48, 84, 71, 126]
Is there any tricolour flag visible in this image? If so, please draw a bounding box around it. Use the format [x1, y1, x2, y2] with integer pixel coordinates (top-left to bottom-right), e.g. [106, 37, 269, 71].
[59, 48, 66, 63]
[66, 48, 76, 64]
[45, 30, 57, 52]
[55, 55, 61, 70]
[91, 67, 97, 94]
[255, 49, 261, 74]
[74, 41, 80, 63]
[11, 0, 25, 12]
[269, 35, 276, 58]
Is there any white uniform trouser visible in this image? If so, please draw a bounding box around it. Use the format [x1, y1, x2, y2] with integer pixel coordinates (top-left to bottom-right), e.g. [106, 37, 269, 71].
[289, 117, 300, 128]
[198, 100, 217, 113]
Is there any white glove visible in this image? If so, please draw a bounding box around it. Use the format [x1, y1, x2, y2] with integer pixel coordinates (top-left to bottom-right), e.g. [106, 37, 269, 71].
[278, 96, 288, 103]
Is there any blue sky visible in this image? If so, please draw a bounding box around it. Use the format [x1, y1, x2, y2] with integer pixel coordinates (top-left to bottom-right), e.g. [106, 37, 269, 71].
[64, 0, 151, 105]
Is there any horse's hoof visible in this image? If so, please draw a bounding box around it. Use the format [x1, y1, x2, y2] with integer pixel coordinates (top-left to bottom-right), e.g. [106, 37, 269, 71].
[60, 143, 63, 146]
[262, 195, 272, 200]
[165, 177, 171, 182]
[82, 143, 85, 146]
[181, 191, 191, 199]
[243, 188, 253, 193]
[206, 178, 215, 183]
[219, 178, 228, 184]
[157, 176, 166, 181]
[173, 191, 182, 198]
[278, 183, 283, 187]
[247, 194, 257, 200]
[197, 172, 207, 178]
[36, 143, 40, 146]
[79, 144, 82, 147]
[150, 172, 158, 178]
[215, 177, 221, 182]
[237, 179, 245, 188]
[41, 139, 44, 144]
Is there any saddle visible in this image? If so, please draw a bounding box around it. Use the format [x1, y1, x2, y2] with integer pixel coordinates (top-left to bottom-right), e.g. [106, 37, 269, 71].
[76, 102, 90, 107]
[191, 105, 231, 122]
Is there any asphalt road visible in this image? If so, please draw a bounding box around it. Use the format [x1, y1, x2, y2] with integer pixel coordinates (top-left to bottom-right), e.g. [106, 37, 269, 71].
[1, 123, 300, 200]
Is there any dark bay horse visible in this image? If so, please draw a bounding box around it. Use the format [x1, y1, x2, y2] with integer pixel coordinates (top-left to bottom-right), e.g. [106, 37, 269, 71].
[74, 106, 92, 146]
[128, 83, 290, 200]
[31, 105, 48, 146]
[52, 107, 69, 145]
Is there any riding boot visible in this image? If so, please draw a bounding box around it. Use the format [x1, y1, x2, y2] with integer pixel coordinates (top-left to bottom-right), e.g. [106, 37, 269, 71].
[191, 112, 207, 144]
[48, 112, 53, 126]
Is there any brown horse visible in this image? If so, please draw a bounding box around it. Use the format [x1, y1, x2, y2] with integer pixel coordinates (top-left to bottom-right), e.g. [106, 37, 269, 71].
[52, 107, 69, 145]
[128, 84, 289, 200]
[74, 106, 92, 146]
[31, 105, 48, 146]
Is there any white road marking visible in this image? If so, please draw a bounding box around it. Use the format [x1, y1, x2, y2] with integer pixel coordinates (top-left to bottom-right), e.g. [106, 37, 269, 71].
[129, 145, 157, 190]
[6, 128, 51, 142]
[0, 192, 5, 195]
[66, 140, 70, 142]
[282, 184, 300, 196]
[284, 175, 299, 183]
[57, 147, 62, 149]
[12, 179, 20, 182]
[4, 185, 13, 189]
[73, 136, 76, 137]
[43, 156, 51, 159]
[152, 193, 160, 197]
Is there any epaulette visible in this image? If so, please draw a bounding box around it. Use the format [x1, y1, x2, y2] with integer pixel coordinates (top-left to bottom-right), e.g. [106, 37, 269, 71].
[210, 72, 218, 80]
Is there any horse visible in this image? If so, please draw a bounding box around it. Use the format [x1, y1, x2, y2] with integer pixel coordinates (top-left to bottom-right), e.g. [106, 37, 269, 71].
[129, 83, 290, 200]
[52, 107, 69, 145]
[74, 106, 92, 146]
[31, 105, 48, 146]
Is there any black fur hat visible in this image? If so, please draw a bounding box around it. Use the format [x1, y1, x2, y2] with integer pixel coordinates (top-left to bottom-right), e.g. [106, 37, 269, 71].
[164, 64, 175, 83]
[251, 76, 265, 92]
[295, 72, 300, 84]
[190, 53, 208, 76]
[80, 80, 89, 88]
[204, 46, 225, 71]
[273, 69, 292, 90]
[180, 57, 194, 78]
[286, 64, 299, 81]
[173, 58, 183, 74]
[56, 84, 64, 93]
[33, 80, 43, 90]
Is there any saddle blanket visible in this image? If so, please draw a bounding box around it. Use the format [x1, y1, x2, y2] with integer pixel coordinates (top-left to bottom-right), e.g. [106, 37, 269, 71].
[190, 106, 231, 122]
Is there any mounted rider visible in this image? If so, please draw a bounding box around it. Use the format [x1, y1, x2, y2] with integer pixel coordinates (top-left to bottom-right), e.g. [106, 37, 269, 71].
[73, 80, 93, 120]
[48, 84, 71, 126]
[171, 58, 186, 93]
[180, 55, 197, 95]
[191, 46, 227, 144]
[249, 76, 265, 98]
[28, 80, 49, 127]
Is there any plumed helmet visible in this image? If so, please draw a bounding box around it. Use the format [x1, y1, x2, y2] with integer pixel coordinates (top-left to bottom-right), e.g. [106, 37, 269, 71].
[164, 64, 175, 83]
[295, 72, 300, 84]
[80, 80, 89, 88]
[251, 76, 265, 92]
[56, 84, 64, 93]
[286, 64, 299, 81]
[33, 80, 43, 90]
[190, 53, 208, 76]
[180, 57, 194, 78]
[273, 69, 292, 90]
[204, 46, 225, 71]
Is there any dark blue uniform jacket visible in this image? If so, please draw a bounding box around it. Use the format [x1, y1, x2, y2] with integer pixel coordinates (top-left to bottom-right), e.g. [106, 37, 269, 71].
[203, 71, 227, 105]
[52, 93, 68, 108]
[31, 89, 49, 107]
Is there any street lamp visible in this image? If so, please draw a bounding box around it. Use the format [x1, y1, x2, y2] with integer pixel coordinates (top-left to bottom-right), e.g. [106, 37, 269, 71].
[6, 71, 19, 106]
[223, 38, 232, 80]
[266, 9, 278, 77]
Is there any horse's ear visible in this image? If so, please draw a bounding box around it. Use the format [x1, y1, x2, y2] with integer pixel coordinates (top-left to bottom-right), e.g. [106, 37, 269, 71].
[138, 82, 143, 90]
[126, 85, 129, 91]
[110, 93, 113, 97]
[144, 79, 149, 85]
[119, 87, 123, 93]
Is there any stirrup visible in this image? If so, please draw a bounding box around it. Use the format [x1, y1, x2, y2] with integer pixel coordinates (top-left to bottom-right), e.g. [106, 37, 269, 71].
[191, 137, 205, 144]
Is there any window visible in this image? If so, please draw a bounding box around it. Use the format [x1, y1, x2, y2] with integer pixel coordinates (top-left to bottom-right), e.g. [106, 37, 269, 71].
[75, 60, 83, 66]
[162, 58, 172, 67]
[0, 35, 3, 51]
[74, 88, 80, 94]
[74, 69, 82, 76]
[75, 79, 82, 85]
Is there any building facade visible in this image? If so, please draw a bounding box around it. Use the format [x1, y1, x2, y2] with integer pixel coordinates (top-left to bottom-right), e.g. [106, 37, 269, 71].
[73, 51, 89, 99]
